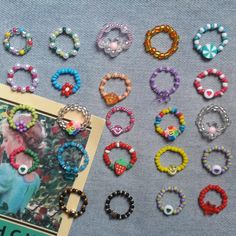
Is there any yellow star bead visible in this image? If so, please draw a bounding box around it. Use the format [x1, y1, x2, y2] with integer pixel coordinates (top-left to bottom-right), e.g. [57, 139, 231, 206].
[5, 32, 11, 38]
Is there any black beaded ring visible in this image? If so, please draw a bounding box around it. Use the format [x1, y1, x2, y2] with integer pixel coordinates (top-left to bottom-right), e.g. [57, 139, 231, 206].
[105, 190, 134, 220]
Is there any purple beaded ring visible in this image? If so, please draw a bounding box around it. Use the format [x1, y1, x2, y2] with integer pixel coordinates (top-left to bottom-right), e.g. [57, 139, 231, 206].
[149, 67, 180, 103]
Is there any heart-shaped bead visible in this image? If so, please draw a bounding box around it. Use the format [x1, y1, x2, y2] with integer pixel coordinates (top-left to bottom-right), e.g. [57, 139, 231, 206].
[111, 125, 123, 136]
[204, 89, 214, 99]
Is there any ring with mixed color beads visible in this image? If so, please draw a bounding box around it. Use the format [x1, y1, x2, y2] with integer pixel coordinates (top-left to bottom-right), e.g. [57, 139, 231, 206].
[103, 141, 137, 176]
[3, 27, 33, 56]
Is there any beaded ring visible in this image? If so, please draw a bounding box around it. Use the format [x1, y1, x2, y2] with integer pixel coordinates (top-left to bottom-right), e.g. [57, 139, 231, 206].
[57, 141, 89, 181]
[156, 186, 186, 216]
[198, 185, 228, 215]
[97, 23, 133, 58]
[7, 104, 38, 133]
[193, 23, 228, 60]
[106, 106, 135, 136]
[9, 146, 40, 175]
[103, 141, 137, 176]
[195, 104, 230, 141]
[149, 66, 180, 103]
[59, 188, 88, 218]
[154, 146, 188, 176]
[3, 27, 33, 56]
[99, 73, 132, 106]
[49, 27, 80, 60]
[194, 69, 228, 99]
[105, 190, 134, 220]
[154, 107, 186, 141]
[144, 25, 179, 60]
[57, 104, 91, 136]
[51, 68, 81, 97]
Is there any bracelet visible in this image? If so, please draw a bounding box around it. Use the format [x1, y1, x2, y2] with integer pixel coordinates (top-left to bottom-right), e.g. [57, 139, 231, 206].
[106, 106, 135, 136]
[195, 104, 230, 141]
[156, 186, 186, 216]
[202, 146, 232, 176]
[59, 188, 88, 218]
[49, 27, 80, 60]
[7, 104, 38, 133]
[97, 23, 132, 58]
[57, 104, 91, 136]
[198, 185, 228, 215]
[194, 69, 228, 99]
[105, 190, 134, 219]
[154, 107, 186, 141]
[7, 64, 39, 93]
[51, 68, 81, 97]
[9, 146, 39, 175]
[3, 27, 33, 56]
[149, 66, 180, 103]
[99, 73, 132, 106]
[193, 23, 228, 60]
[103, 142, 137, 176]
[144, 25, 179, 60]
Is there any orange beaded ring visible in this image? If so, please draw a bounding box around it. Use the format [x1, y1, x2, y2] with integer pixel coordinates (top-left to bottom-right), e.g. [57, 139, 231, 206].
[99, 72, 132, 106]
[144, 25, 179, 60]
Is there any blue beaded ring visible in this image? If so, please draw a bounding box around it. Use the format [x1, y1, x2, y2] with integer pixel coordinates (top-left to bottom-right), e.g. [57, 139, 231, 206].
[193, 23, 228, 60]
[51, 68, 81, 97]
[57, 142, 89, 181]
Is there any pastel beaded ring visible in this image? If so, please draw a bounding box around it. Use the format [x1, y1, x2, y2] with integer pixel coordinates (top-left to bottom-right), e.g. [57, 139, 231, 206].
[194, 69, 228, 99]
[106, 106, 135, 136]
[150, 66, 180, 103]
[202, 146, 232, 176]
[99, 73, 132, 106]
[49, 27, 80, 60]
[154, 107, 186, 141]
[103, 141, 137, 176]
[195, 104, 230, 141]
[198, 185, 228, 215]
[57, 141, 89, 181]
[7, 64, 39, 93]
[51, 68, 81, 97]
[193, 23, 228, 60]
[97, 23, 132, 58]
[57, 104, 91, 136]
[9, 146, 40, 175]
[144, 25, 179, 60]
[3, 27, 33, 56]
[7, 104, 38, 133]
[105, 190, 134, 220]
[156, 186, 186, 216]
[59, 188, 88, 218]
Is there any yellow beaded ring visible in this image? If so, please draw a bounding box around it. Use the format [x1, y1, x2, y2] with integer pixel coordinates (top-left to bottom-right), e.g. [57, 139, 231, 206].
[154, 146, 188, 176]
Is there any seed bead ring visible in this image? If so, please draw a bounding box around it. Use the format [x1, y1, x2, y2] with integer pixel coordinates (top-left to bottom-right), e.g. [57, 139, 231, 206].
[156, 186, 186, 216]
[105, 190, 134, 220]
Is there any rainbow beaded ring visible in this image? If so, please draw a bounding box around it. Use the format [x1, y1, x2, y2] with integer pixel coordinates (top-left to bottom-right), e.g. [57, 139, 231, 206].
[154, 107, 186, 141]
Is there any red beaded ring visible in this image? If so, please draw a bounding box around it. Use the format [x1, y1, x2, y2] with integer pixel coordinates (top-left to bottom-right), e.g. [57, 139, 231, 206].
[198, 184, 228, 215]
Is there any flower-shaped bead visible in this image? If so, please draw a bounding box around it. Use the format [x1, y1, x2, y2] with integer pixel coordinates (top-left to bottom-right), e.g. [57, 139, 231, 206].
[66, 120, 81, 136]
[61, 83, 74, 97]
[15, 120, 27, 132]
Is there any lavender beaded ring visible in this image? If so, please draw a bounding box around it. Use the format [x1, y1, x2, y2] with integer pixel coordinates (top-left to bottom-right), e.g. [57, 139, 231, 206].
[150, 67, 180, 103]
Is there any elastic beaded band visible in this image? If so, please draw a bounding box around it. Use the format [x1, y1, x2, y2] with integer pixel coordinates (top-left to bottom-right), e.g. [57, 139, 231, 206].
[9, 146, 40, 175]
[51, 68, 81, 97]
[99, 73, 132, 106]
[106, 106, 135, 136]
[149, 66, 180, 103]
[7, 64, 39, 93]
[194, 69, 228, 99]
[156, 186, 186, 216]
[105, 190, 134, 220]
[198, 185, 228, 215]
[144, 25, 179, 60]
[193, 23, 228, 60]
[3, 27, 33, 56]
[103, 142, 137, 176]
[49, 27, 80, 60]
[97, 23, 133, 58]
[154, 107, 186, 141]
[59, 188, 88, 218]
